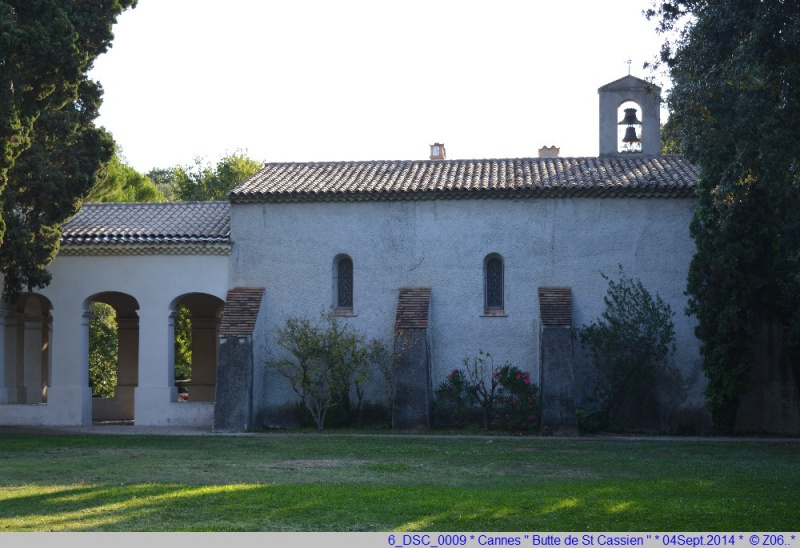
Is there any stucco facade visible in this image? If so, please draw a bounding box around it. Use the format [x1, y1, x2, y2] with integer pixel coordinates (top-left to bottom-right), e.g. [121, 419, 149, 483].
[0, 75, 723, 433]
[0, 203, 231, 427]
[229, 196, 704, 429]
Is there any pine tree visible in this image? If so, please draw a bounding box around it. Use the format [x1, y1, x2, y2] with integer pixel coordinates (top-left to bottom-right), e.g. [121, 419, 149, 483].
[0, 0, 137, 299]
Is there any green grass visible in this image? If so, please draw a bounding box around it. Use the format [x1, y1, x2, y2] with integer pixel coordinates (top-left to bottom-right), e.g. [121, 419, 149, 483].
[0, 432, 797, 531]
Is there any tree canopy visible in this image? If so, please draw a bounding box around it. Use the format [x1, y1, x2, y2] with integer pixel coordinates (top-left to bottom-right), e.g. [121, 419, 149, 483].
[0, 0, 137, 300]
[156, 151, 262, 202]
[88, 152, 165, 203]
[648, 0, 800, 432]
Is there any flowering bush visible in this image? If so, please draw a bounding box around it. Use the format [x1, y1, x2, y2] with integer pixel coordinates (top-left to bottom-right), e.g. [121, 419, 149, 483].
[493, 365, 539, 432]
[433, 368, 474, 428]
[433, 352, 540, 433]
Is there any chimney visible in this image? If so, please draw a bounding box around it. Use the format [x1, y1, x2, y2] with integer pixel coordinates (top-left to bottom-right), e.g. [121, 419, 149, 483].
[538, 146, 560, 158]
[429, 143, 446, 160]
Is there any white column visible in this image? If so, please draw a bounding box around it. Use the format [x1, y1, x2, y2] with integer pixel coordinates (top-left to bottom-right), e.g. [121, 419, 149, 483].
[43, 308, 93, 425]
[134, 305, 177, 425]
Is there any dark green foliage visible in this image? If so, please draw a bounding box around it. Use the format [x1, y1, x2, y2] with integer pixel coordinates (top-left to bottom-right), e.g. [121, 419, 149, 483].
[647, 0, 800, 432]
[578, 267, 676, 430]
[660, 120, 682, 155]
[173, 304, 192, 382]
[433, 351, 540, 433]
[88, 302, 117, 398]
[575, 405, 604, 434]
[1, 79, 115, 299]
[433, 369, 473, 428]
[0, 0, 137, 300]
[146, 167, 179, 201]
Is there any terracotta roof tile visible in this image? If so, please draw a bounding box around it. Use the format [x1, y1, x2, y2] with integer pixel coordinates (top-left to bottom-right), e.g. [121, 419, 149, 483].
[395, 287, 431, 330]
[219, 287, 265, 338]
[539, 287, 572, 326]
[230, 156, 698, 203]
[61, 202, 230, 244]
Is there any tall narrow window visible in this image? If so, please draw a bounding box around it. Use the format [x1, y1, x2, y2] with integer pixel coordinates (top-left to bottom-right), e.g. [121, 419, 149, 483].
[484, 254, 504, 313]
[334, 255, 353, 312]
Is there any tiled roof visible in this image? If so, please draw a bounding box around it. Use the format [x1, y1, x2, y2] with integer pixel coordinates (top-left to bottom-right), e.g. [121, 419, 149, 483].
[395, 287, 431, 330]
[61, 202, 230, 244]
[538, 287, 572, 326]
[230, 156, 698, 203]
[219, 287, 265, 338]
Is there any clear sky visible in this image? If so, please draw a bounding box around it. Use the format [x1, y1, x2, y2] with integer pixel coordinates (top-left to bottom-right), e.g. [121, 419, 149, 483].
[89, 0, 670, 173]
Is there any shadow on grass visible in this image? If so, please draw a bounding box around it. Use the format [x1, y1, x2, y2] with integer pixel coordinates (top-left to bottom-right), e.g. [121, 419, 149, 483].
[1, 478, 789, 532]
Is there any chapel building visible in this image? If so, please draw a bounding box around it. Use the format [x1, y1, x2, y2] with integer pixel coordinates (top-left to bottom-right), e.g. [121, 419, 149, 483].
[0, 75, 740, 434]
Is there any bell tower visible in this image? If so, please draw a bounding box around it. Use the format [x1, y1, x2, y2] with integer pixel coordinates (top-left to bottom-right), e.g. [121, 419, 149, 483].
[598, 75, 661, 156]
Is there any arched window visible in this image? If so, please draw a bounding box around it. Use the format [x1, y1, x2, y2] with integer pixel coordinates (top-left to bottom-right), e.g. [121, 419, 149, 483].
[484, 254, 504, 313]
[334, 255, 354, 312]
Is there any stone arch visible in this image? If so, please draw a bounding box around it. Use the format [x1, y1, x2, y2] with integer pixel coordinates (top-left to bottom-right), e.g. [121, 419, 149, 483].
[1, 293, 53, 404]
[170, 293, 225, 403]
[84, 291, 140, 422]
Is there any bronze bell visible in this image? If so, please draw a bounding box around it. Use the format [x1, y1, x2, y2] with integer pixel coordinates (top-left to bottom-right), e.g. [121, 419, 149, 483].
[618, 107, 642, 126]
[622, 126, 640, 143]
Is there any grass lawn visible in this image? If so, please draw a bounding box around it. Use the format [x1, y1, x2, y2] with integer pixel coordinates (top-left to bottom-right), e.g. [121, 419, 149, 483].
[0, 431, 797, 532]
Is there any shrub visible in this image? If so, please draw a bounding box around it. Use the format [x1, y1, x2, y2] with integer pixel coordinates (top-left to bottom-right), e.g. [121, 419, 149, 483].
[433, 368, 474, 428]
[463, 350, 502, 430]
[267, 310, 369, 430]
[433, 351, 540, 433]
[575, 403, 604, 433]
[578, 266, 677, 431]
[493, 365, 539, 432]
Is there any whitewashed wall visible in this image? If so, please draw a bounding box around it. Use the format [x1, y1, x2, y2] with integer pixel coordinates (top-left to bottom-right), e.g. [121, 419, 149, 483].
[230, 196, 705, 428]
[0, 253, 229, 427]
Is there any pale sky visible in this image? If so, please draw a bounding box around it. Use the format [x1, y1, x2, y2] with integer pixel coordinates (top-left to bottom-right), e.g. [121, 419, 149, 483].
[89, 0, 670, 173]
